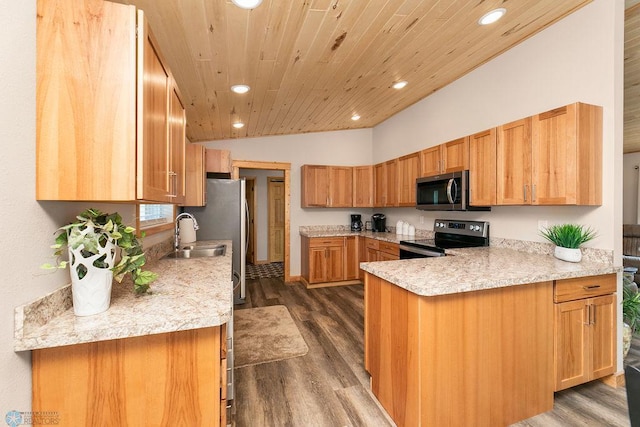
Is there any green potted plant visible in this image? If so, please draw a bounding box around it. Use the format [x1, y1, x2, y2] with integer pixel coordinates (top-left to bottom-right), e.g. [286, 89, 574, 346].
[540, 223, 597, 263]
[43, 208, 157, 316]
[623, 273, 640, 358]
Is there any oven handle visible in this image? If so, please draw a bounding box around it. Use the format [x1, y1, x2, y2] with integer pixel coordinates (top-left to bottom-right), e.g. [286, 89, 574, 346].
[399, 244, 445, 258]
[446, 178, 457, 204]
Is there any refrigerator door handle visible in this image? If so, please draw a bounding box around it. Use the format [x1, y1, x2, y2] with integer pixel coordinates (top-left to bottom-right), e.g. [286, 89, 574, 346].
[244, 200, 250, 253]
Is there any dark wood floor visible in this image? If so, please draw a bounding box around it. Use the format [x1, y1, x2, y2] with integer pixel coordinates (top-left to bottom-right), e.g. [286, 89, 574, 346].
[234, 278, 638, 427]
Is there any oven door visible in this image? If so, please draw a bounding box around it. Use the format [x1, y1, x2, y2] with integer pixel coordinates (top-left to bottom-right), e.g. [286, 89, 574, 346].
[399, 244, 445, 259]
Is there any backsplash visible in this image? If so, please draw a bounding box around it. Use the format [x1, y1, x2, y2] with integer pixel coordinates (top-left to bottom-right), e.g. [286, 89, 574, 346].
[490, 237, 614, 265]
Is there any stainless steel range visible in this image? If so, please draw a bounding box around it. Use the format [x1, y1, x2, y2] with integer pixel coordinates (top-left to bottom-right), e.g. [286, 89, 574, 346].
[399, 219, 489, 259]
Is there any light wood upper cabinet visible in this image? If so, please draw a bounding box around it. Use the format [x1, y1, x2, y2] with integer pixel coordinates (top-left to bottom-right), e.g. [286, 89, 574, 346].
[532, 103, 602, 205]
[168, 84, 186, 204]
[468, 129, 496, 206]
[420, 137, 469, 177]
[496, 118, 532, 205]
[397, 152, 420, 206]
[301, 165, 329, 207]
[353, 166, 373, 207]
[206, 149, 232, 173]
[184, 143, 206, 207]
[301, 165, 352, 207]
[328, 166, 353, 207]
[36, 0, 137, 201]
[374, 163, 386, 207]
[36, 1, 185, 203]
[385, 159, 398, 207]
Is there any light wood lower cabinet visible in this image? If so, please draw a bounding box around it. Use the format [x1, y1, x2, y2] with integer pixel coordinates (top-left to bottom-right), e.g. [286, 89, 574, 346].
[301, 236, 359, 287]
[365, 274, 554, 426]
[364, 238, 399, 262]
[553, 274, 616, 391]
[32, 326, 227, 427]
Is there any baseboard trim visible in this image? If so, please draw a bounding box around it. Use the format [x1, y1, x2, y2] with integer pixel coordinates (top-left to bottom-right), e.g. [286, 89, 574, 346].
[601, 371, 625, 388]
[301, 278, 363, 289]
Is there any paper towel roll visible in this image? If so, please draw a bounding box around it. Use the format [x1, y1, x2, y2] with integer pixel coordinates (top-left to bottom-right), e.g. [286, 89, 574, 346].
[179, 218, 197, 244]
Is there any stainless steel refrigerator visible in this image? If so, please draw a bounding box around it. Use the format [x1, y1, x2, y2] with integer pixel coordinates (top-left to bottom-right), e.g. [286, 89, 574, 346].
[184, 178, 247, 302]
[183, 177, 247, 406]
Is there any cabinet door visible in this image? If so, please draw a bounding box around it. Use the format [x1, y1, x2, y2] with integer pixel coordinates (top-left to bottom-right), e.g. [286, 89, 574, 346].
[496, 118, 532, 205]
[308, 247, 328, 284]
[397, 153, 420, 206]
[344, 237, 358, 280]
[36, 0, 137, 201]
[327, 245, 345, 282]
[184, 143, 206, 206]
[378, 251, 399, 261]
[301, 165, 329, 207]
[554, 299, 589, 391]
[385, 159, 398, 207]
[469, 129, 496, 206]
[205, 149, 232, 173]
[169, 83, 186, 204]
[420, 146, 442, 177]
[358, 237, 368, 280]
[353, 166, 374, 207]
[531, 105, 577, 205]
[328, 166, 353, 207]
[374, 163, 386, 207]
[366, 247, 379, 262]
[442, 137, 469, 173]
[137, 12, 171, 202]
[590, 294, 616, 381]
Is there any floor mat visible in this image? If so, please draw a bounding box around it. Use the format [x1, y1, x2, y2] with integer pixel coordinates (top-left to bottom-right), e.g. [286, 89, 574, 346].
[234, 305, 308, 368]
[246, 262, 283, 279]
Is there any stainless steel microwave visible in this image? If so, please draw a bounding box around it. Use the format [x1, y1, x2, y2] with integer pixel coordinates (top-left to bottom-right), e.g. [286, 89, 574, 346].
[416, 170, 490, 211]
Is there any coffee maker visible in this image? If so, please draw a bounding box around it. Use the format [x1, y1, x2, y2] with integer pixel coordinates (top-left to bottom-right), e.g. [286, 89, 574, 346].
[371, 213, 386, 232]
[350, 214, 363, 232]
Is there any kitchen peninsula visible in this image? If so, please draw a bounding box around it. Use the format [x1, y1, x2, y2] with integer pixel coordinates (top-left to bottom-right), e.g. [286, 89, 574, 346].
[14, 240, 232, 426]
[360, 247, 620, 426]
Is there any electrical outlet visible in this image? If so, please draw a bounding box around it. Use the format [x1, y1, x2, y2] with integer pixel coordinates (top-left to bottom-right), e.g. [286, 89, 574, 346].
[538, 220, 548, 231]
[420, 216, 425, 224]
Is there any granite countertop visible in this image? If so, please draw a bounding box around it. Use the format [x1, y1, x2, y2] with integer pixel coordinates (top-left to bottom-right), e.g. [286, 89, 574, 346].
[14, 240, 233, 352]
[360, 246, 621, 297]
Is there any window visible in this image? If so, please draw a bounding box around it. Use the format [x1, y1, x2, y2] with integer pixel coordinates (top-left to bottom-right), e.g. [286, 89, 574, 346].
[137, 204, 175, 235]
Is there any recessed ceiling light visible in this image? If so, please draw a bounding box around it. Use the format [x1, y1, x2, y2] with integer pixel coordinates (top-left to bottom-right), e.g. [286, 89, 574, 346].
[231, 84, 250, 94]
[351, 114, 361, 121]
[392, 81, 408, 90]
[232, 122, 245, 129]
[231, 0, 263, 9]
[478, 8, 506, 25]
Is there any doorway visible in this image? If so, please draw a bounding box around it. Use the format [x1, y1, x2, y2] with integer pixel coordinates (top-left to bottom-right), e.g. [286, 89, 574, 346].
[244, 177, 257, 264]
[268, 177, 285, 262]
[233, 161, 292, 282]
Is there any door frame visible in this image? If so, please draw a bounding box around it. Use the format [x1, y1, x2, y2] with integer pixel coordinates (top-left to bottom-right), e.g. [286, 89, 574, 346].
[267, 176, 285, 263]
[232, 161, 292, 282]
[243, 176, 257, 264]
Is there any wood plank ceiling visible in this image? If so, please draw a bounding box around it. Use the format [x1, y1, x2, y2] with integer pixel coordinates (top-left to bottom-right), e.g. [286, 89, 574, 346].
[111, 0, 593, 143]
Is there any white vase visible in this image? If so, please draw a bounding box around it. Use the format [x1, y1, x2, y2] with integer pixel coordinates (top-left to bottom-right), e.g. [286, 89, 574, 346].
[68, 226, 116, 316]
[554, 246, 582, 263]
[624, 322, 633, 359]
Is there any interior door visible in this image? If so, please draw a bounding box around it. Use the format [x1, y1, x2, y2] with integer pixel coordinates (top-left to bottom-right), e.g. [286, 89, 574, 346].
[268, 177, 285, 262]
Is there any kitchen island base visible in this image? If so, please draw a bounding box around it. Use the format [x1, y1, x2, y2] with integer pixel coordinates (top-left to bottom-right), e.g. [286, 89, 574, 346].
[32, 326, 227, 426]
[365, 273, 554, 426]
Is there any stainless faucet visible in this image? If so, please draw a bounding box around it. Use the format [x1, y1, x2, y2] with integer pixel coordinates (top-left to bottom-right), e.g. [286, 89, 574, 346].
[174, 213, 200, 249]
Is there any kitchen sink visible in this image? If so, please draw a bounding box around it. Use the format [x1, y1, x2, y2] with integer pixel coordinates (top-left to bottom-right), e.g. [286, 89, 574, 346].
[164, 245, 227, 259]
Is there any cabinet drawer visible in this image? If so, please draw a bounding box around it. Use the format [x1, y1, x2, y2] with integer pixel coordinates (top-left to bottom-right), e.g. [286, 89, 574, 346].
[366, 239, 379, 250]
[379, 242, 399, 256]
[554, 274, 616, 303]
[309, 237, 344, 247]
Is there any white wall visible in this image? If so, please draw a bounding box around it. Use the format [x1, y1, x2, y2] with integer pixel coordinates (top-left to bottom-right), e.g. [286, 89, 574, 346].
[624, 152, 640, 224]
[373, 0, 623, 260]
[202, 129, 373, 275]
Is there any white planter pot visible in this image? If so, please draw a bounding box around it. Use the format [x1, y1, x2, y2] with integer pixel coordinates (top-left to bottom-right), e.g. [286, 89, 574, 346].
[554, 246, 582, 263]
[624, 322, 633, 359]
[68, 226, 116, 316]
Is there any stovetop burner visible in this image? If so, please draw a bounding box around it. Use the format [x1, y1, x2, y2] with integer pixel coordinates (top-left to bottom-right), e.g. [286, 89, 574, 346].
[400, 219, 490, 254]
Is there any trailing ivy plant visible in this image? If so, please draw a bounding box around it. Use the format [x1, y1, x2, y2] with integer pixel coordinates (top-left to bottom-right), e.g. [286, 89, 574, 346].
[42, 208, 157, 294]
[539, 224, 597, 249]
